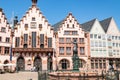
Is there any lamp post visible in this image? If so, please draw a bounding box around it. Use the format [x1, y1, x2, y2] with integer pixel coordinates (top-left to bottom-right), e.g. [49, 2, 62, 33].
[16, 53, 19, 72]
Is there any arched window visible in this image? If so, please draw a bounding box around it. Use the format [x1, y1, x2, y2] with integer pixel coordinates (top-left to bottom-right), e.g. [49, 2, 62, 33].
[59, 59, 70, 70]
[79, 59, 86, 68]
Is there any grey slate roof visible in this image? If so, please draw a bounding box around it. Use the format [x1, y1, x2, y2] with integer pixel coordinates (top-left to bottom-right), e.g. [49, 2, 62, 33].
[81, 19, 96, 32]
[100, 17, 112, 32]
[52, 20, 64, 32]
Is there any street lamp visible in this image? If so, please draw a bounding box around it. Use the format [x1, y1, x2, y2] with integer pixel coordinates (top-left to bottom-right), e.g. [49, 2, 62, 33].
[48, 53, 51, 72]
[16, 53, 19, 72]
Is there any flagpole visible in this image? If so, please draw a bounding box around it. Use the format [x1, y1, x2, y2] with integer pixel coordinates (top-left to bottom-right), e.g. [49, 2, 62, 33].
[10, 11, 14, 72]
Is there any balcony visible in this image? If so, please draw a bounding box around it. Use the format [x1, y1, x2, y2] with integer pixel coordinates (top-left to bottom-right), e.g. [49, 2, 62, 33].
[12, 48, 53, 53]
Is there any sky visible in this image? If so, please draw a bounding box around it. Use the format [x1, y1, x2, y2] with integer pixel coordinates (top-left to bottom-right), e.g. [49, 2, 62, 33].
[0, 0, 120, 29]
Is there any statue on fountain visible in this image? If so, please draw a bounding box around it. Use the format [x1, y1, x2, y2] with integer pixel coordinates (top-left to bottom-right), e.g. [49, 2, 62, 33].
[72, 40, 80, 71]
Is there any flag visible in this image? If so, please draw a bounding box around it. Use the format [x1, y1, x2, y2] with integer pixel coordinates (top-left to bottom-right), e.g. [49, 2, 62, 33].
[10, 45, 12, 61]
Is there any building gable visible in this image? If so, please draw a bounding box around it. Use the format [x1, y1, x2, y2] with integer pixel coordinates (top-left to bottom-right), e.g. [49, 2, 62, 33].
[106, 18, 119, 35]
[54, 13, 85, 37]
[90, 19, 105, 34]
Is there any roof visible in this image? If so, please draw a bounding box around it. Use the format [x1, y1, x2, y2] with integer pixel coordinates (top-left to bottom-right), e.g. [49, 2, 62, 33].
[81, 19, 96, 32]
[100, 17, 112, 32]
[52, 20, 64, 31]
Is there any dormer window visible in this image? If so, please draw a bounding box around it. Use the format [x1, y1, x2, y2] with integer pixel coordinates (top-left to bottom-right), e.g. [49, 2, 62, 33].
[32, 17, 35, 21]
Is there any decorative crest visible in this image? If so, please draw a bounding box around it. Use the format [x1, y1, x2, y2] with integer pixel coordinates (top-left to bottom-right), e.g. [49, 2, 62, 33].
[31, 0, 38, 5]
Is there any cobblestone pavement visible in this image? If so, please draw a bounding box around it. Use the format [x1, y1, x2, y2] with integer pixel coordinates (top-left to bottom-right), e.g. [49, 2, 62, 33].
[0, 72, 38, 80]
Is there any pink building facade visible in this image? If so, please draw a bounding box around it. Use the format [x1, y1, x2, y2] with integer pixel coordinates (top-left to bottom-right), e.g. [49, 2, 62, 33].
[53, 13, 90, 71]
[11, 2, 56, 71]
[0, 8, 12, 71]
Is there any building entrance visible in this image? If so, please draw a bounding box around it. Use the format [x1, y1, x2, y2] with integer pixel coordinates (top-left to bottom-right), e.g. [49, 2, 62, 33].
[17, 56, 25, 71]
[34, 56, 42, 71]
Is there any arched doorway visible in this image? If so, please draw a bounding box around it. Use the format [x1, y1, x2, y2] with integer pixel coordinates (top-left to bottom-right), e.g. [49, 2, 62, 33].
[59, 59, 70, 70]
[4, 60, 9, 72]
[17, 56, 25, 71]
[34, 56, 42, 71]
[47, 56, 53, 71]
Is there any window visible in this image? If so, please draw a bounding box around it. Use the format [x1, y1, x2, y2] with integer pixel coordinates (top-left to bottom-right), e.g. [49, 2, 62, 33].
[66, 47, 71, 55]
[72, 24, 74, 28]
[94, 34, 97, 39]
[6, 37, 10, 43]
[116, 43, 118, 47]
[91, 41, 94, 47]
[24, 34, 28, 43]
[0, 37, 2, 42]
[112, 36, 114, 40]
[91, 63, 94, 69]
[67, 24, 69, 28]
[64, 31, 70, 35]
[32, 32, 36, 48]
[115, 36, 117, 40]
[66, 38, 71, 43]
[15, 37, 20, 47]
[91, 60, 94, 69]
[60, 59, 69, 70]
[99, 63, 102, 69]
[59, 38, 64, 43]
[99, 41, 102, 47]
[102, 35, 106, 40]
[31, 22, 36, 29]
[80, 47, 85, 55]
[72, 31, 78, 35]
[5, 47, 9, 55]
[24, 24, 28, 30]
[48, 38, 52, 48]
[107, 35, 111, 40]
[98, 35, 101, 39]
[1, 27, 6, 32]
[90, 34, 93, 38]
[23, 44, 28, 48]
[79, 38, 84, 43]
[79, 59, 85, 68]
[59, 47, 64, 54]
[32, 17, 35, 21]
[95, 41, 98, 47]
[40, 34, 44, 44]
[39, 24, 42, 30]
[103, 42, 106, 47]
[73, 38, 77, 42]
[103, 63, 106, 68]
[113, 43, 115, 47]
[95, 63, 98, 69]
